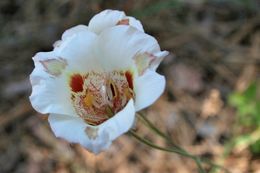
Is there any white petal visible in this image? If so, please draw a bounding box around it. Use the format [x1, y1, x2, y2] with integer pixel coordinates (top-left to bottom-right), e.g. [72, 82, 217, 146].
[31, 51, 60, 81]
[150, 51, 169, 70]
[99, 99, 135, 141]
[48, 114, 111, 154]
[133, 51, 168, 76]
[48, 114, 87, 144]
[30, 68, 76, 116]
[94, 25, 161, 71]
[30, 27, 100, 116]
[89, 10, 125, 34]
[33, 51, 59, 62]
[54, 28, 101, 72]
[127, 16, 144, 32]
[48, 99, 135, 154]
[53, 25, 88, 48]
[62, 25, 89, 40]
[88, 10, 144, 34]
[134, 70, 166, 111]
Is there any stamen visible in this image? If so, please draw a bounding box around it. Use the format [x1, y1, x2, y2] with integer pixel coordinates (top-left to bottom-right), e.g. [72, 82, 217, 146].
[110, 83, 116, 97]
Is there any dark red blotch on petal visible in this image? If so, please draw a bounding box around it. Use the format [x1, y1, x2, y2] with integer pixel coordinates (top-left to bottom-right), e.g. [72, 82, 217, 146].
[70, 74, 84, 92]
[125, 71, 133, 90]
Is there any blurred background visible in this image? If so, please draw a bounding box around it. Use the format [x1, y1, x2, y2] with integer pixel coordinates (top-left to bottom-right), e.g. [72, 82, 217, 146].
[0, 0, 259, 172]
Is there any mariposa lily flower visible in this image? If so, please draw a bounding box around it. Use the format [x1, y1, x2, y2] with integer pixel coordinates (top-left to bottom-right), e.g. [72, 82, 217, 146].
[30, 10, 168, 153]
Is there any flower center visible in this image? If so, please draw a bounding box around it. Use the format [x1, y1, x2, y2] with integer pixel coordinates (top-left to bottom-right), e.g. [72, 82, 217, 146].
[69, 71, 134, 126]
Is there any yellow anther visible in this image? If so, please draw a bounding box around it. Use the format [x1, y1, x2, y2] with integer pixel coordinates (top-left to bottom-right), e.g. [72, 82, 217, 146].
[84, 92, 94, 107]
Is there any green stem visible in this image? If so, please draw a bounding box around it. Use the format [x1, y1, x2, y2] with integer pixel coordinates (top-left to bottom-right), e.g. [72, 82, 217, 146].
[137, 112, 200, 160]
[137, 112, 186, 151]
[129, 130, 206, 173]
[136, 112, 230, 173]
[129, 130, 191, 157]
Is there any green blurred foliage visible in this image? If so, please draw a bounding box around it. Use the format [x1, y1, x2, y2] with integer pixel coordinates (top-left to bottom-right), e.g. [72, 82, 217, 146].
[228, 82, 260, 155]
[250, 138, 260, 154]
[229, 82, 260, 127]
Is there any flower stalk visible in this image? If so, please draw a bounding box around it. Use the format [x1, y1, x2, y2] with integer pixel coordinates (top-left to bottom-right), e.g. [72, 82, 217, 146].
[131, 112, 230, 173]
[129, 130, 206, 173]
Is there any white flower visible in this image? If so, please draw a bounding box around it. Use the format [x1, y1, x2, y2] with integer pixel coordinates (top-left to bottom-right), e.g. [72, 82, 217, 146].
[29, 9, 168, 154]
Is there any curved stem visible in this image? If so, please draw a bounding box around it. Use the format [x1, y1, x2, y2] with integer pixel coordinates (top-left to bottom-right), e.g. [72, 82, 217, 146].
[129, 130, 206, 173]
[129, 130, 191, 157]
[137, 112, 199, 159]
[137, 112, 186, 151]
[136, 112, 230, 173]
